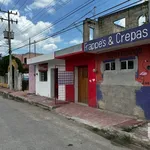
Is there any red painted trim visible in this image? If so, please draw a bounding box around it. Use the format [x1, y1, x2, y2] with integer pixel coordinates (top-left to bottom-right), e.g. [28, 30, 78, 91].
[55, 51, 84, 59]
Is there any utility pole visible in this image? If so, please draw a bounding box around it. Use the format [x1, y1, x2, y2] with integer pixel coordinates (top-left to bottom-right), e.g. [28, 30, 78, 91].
[93, 6, 96, 20]
[29, 38, 31, 58]
[34, 41, 36, 57]
[0, 10, 18, 90]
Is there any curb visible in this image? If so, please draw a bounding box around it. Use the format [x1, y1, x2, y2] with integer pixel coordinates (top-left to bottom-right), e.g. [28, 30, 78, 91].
[60, 116, 150, 150]
[0, 90, 149, 150]
[0, 90, 54, 111]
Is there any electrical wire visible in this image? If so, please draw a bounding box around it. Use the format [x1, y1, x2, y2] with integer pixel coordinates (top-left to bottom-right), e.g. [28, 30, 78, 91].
[17, 0, 28, 11]
[15, 0, 71, 35]
[15, 0, 95, 36]
[13, 0, 96, 46]
[12, 0, 144, 52]
[13, 0, 130, 48]
[11, 0, 21, 10]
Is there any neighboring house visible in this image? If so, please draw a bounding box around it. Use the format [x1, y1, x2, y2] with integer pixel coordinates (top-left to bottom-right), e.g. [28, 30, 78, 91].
[13, 52, 42, 72]
[55, 44, 96, 107]
[27, 53, 66, 99]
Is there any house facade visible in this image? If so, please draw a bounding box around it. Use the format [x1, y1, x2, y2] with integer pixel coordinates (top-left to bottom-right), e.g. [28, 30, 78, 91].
[82, 1, 150, 119]
[55, 1, 150, 119]
[55, 44, 97, 107]
[28, 1, 150, 119]
[27, 53, 66, 100]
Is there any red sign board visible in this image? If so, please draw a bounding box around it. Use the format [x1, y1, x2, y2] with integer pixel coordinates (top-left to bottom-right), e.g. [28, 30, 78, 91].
[38, 63, 48, 72]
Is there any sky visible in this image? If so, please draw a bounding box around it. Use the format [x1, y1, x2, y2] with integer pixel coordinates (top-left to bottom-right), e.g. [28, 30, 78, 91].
[0, 0, 146, 55]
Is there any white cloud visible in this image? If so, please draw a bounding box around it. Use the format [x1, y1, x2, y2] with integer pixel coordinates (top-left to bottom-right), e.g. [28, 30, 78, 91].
[0, 0, 11, 5]
[69, 39, 82, 45]
[29, 0, 55, 9]
[43, 43, 58, 51]
[25, 0, 56, 14]
[0, 10, 62, 55]
[25, 0, 69, 14]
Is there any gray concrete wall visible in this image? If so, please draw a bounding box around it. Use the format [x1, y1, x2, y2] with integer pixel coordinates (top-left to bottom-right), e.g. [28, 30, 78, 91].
[98, 2, 148, 37]
[98, 85, 140, 116]
[83, 1, 149, 41]
[97, 57, 144, 117]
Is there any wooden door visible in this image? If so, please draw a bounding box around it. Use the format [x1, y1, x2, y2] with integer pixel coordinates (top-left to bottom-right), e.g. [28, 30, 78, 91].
[78, 66, 88, 104]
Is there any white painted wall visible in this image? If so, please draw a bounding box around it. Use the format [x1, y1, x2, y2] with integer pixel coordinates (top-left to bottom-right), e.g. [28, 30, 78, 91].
[35, 63, 51, 97]
[35, 59, 65, 99]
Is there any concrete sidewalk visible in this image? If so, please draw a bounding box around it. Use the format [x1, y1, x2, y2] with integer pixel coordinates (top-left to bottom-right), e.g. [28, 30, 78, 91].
[0, 87, 149, 149]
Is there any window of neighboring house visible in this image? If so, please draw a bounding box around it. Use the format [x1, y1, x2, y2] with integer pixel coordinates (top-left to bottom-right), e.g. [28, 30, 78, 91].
[114, 18, 126, 28]
[104, 61, 115, 71]
[40, 71, 47, 81]
[90, 27, 94, 40]
[138, 15, 146, 26]
[24, 58, 27, 64]
[120, 59, 134, 70]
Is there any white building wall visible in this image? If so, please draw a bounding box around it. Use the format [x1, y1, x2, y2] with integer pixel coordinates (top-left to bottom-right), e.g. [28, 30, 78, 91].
[35, 60, 65, 99]
[36, 63, 52, 97]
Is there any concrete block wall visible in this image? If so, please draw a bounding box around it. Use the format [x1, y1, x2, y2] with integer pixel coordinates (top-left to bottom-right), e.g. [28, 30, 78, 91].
[98, 2, 148, 37]
[83, 1, 149, 41]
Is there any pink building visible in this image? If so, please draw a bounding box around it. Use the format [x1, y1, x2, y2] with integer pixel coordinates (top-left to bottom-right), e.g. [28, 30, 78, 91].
[13, 52, 42, 73]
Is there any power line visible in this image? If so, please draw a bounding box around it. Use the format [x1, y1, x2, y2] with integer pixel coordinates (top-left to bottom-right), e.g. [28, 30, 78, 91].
[17, 0, 28, 11]
[14, 0, 95, 47]
[13, 0, 71, 39]
[13, 0, 128, 48]
[12, 7, 95, 51]
[11, 0, 21, 10]
[12, 22, 83, 51]
[12, 0, 143, 52]
[15, 0, 71, 35]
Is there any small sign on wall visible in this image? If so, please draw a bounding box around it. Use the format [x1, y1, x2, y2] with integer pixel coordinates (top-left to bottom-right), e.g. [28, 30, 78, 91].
[38, 63, 48, 72]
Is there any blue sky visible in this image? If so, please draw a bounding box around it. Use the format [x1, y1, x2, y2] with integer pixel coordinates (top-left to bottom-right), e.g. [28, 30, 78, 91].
[0, 0, 145, 55]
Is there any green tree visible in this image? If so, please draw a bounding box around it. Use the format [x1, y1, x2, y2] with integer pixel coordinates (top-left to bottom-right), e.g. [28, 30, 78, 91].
[0, 55, 24, 76]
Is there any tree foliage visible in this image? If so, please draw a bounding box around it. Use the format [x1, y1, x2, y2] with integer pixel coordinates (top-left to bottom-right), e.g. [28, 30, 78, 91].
[0, 55, 24, 76]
